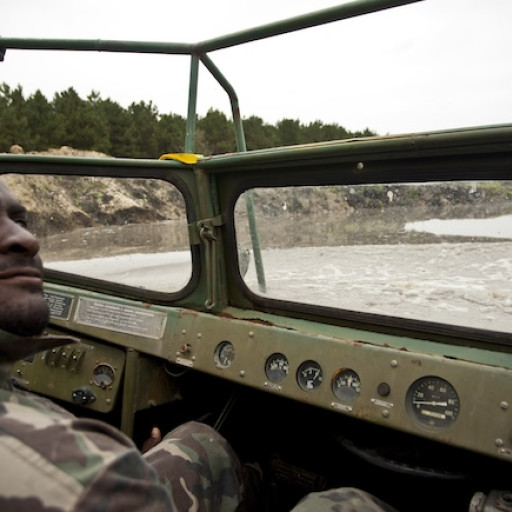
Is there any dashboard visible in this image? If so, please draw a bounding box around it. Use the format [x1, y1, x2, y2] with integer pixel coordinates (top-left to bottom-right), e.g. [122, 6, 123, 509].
[12, 284, 512, 465]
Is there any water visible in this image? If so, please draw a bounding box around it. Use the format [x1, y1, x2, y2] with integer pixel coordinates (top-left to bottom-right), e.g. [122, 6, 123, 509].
[243, 242, 512, 334]
[243, 215, 512, 334]
[45, 215, 512, 335]
[406, 215, 512, 239]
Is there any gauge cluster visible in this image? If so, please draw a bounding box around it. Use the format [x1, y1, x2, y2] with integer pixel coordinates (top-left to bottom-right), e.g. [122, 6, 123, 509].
[189, 321, 512, 464]
[263, 354, 460, 430]
[263, 354, 460, 431]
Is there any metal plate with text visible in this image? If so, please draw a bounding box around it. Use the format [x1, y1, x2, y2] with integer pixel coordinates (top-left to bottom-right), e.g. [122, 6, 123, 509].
[73, 298, 167, 339]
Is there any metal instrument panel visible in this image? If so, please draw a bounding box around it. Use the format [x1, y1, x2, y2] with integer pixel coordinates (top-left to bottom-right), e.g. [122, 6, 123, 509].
[38, 285, 512, 463]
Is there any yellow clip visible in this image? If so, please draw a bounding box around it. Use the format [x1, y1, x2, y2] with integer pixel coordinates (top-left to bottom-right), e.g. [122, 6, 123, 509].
[159, 153, 203, 164]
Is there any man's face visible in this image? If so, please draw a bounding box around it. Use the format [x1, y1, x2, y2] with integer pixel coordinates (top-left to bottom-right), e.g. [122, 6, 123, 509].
[0, 181, 48, 336]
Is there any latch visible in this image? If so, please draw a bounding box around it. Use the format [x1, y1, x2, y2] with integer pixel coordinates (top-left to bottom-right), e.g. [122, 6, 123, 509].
[196, 214, 224, 310]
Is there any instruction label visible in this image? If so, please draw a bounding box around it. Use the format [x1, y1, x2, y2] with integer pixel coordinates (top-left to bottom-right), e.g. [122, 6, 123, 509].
[44, 291, 74, 320]
[74, 297, 167, 339]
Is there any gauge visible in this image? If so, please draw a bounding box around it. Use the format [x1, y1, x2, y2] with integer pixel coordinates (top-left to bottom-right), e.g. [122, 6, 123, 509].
[332, 368, 361, 403]
[406, 376, 460, 429]
[297, 360, 323, 391]
[265, 353, 289, 383]
[92, 363, 115, 389]
[214, 341, 235, 369]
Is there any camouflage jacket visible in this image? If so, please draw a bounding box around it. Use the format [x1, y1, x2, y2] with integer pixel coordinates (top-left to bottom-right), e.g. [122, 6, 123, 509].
[0, 330, 244, 512]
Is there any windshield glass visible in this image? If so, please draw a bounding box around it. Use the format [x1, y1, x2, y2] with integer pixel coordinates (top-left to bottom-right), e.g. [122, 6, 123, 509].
[235, 180, 512, 333]
[3, 174, 192, 292]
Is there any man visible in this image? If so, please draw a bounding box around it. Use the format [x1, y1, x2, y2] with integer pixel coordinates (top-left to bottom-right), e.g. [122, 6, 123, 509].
[0, 180, 245, 511]
[0, 179, 394, 512]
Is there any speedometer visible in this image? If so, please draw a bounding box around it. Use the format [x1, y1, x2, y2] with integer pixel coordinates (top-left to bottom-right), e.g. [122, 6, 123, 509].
[406, 376, 460, 430]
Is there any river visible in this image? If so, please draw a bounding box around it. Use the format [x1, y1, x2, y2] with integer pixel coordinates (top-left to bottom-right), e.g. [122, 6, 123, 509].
[44, 215, 512, 335]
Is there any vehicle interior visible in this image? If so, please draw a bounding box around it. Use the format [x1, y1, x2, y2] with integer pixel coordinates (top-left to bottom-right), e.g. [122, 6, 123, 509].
[1, 1, 512, 511]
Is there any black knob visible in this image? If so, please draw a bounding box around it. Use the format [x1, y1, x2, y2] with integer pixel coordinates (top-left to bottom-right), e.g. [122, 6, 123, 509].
[377, 382, 391, 397]
[72, 387, 96, 406]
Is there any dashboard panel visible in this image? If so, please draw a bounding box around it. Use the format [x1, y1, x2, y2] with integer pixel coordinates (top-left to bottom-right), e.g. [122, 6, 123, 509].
[12, 336, 125, 413]
[14, 284, 512, 465]
[176, 311, 512, 463]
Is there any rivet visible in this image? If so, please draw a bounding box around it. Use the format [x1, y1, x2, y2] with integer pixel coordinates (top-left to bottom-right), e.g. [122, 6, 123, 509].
[390, 360, 398, 368]
[197, 333, 202, 339]
[382, 409, 390, 418]
[248, 331, 255, 338]
[500, 401, 509, 410]
[495, 438, 504, 447]
[356, 162, 364, 170]
[181, 329, 187, 335]
[240, 370, 246, 377]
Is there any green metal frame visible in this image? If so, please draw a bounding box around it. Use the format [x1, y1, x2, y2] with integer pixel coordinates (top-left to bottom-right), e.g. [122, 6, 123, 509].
[0, 0, 422, 154]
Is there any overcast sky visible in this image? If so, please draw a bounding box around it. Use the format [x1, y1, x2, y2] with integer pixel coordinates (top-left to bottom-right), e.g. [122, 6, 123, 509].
[2, 0, 512, 136]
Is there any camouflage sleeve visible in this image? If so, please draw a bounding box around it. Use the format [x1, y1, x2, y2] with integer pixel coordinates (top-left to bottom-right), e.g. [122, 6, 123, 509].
[143, 421, 244, 512]
[0, 387, 244, 512]
[291, 488, 399, 512]
[0, 393, 171, 512]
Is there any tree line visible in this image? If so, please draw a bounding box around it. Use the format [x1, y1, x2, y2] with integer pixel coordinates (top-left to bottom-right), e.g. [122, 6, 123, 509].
[0, 83, 376, 157]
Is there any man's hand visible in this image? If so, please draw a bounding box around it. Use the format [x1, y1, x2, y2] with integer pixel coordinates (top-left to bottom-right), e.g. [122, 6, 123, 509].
[141, 426, 162, 453]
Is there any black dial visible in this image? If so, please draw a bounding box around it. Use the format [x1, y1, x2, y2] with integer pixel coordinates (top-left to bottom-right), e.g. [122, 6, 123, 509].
[297, 360, 323, 391]
[332, 368, 361, 402]
[406, 376, 460, 429]
[214, 341, 235, 369]
[265, 353, 289, 383]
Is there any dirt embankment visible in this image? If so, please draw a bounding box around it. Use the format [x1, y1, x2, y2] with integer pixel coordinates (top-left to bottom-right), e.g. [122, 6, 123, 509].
[2, 146, 185, 238]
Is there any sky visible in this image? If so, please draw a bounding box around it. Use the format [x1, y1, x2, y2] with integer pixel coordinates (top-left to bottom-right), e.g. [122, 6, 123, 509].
[2, 0, 512, 136]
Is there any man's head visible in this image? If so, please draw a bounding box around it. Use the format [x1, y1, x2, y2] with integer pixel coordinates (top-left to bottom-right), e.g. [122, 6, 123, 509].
[0, 180, 48, 336]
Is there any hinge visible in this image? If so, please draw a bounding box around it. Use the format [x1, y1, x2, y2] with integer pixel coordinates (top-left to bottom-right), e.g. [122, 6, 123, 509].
[192, 214, 225, 310]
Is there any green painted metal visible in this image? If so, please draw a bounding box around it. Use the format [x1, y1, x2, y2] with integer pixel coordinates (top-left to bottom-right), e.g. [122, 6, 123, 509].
[185, 55, 200, 154]
[0, 1, 421, 56]
[199, 54, 246, 152]
[196, 0, 422, 53]
[195, 55, 267, 292]
[120, 348, 138, 437]
[244, 191, 267, 293]
[198, 218, 220, 310]
[0, 0, 423, 154]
